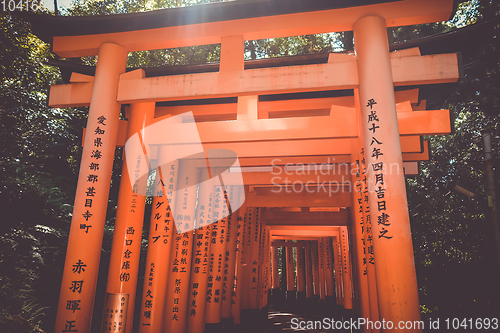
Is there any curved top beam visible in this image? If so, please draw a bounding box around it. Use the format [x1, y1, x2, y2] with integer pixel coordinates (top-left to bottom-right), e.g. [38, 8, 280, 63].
[21, 0, 454, 57]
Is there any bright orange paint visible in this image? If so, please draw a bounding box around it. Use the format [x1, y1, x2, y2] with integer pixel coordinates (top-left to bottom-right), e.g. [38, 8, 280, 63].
[354, 15, 422, 330]
[103, 102, 154, 333]
[53, 43, 127, 333]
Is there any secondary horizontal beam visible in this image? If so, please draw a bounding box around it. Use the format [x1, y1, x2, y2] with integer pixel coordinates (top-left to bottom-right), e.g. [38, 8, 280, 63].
[265, 219, 348, 227]
[262, 209, 348, 221]
[245, 194, 352, 208]
[115, 53, 458, 103]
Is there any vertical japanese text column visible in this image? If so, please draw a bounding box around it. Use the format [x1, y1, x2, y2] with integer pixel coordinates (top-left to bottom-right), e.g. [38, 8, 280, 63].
[205, 182, 229, 328]
[163, 160, 199, 333]
[54, 42, 127, 333]
[249, 208, 262, 309]
[231, 207, 247, 325]
[359, 129, 380, 332]
[186, 177, 215, 333]
[340, 227, 353, 310]
[240, 207, 253, 310]
[221, 186, 241, 323]
[324, 237, 335, 306]
[354, 15, 422, 330]
[101, 102, 155, 333]
[138, 154, 179, 332]
[350, 98, 371, 331]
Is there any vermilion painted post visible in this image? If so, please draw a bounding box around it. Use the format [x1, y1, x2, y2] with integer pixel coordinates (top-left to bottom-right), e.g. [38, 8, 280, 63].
[231, 206, 248, 325]
[249, 208, 262, 309]
[205, 184, 230, 327]
[102, 102, 154, 333]
[340, 227, 353, 310]
[263, 227, 271, 308]
[258, 224, 270, 309]
[271, 246, 280, 290]
[285, 241, 296, 301]
[53, 42, 127, 333]
[333, 237, 343, 307]
[240, 207, 254, 310]
[221, 187, 241, 322]
[354, 15, 422, 330]
[318, 238, 326, 301]
[351, 88, 372, 332]
[360, 143, 381, 333]
[311, 241, 320, 300]
[324, 237, 335, 304]
[305, 241, 314, 299]
[138, 156, 179, 332]
[163, 160, 199, 333]
[186, 177, 215, 333]
[296, 242, 306, 303]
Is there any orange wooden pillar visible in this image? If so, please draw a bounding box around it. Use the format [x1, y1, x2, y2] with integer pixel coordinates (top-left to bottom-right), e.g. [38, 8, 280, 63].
[296, 242, 306, 304]
[221, 186, 241, 325]
[311, 240, 320, 301]
[360, 145, 381, 333]
[163, 159, 199, 333]
[304, 241, 314, 300]
[354, 15, 422, 330]
[255, 216, 265, 310]
[350, 98, 372, 331]
[138, 155, 179, 332]
[102, 102, 154, 333]
[186, 177, 215, 333]
[231, 207, 247, 326]
[333, 237, 344, 307]
[324, 237, 336, 307]
[318, 238, 326, 301]
[285, 241, 296, 302]
[340, 227, 353, 310]
[53, 42, 127, 333]
[264, 227, 272, 308]
[259, 225, 271, 309]
[271, 245, 280, 295]
[249, 208, 262, 309]
[204, 184, 229, 330]
[240, 207, 254, 311]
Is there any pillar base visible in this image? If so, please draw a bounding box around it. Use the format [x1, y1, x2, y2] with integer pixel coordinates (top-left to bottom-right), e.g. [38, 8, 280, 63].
[205, 322, 224, 333]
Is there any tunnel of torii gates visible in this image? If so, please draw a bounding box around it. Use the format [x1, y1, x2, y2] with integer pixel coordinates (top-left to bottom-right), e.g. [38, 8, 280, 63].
[24, 0, 463, 332]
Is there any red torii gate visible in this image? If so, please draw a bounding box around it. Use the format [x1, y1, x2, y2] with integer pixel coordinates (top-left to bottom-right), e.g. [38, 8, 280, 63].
[24, 1, 460, 332]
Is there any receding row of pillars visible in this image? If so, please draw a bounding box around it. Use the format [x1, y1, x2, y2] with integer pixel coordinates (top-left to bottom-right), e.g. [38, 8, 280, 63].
[270, 235, 353, 314]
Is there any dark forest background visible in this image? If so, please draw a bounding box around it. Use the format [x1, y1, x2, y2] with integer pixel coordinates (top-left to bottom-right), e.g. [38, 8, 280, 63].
[1, 0, 499, 332]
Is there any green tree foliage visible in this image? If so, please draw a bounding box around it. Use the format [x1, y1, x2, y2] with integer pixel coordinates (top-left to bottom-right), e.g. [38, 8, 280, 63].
[0, 9, 88, 333]
[406, 0, 500, 318]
